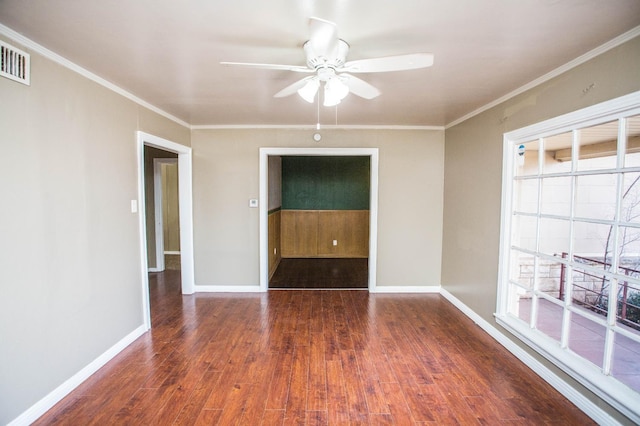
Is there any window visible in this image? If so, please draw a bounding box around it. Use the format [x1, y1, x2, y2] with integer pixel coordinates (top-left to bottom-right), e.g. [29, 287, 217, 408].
[497, 92, 640, 422]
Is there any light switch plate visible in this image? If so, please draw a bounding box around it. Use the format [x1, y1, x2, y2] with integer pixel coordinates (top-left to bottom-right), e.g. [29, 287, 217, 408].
[249, 199, 258, 208]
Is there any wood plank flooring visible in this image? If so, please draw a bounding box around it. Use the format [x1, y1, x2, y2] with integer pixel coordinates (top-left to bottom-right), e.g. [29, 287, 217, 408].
[270, 258, 368, 289]
[34, 270, 594, 425]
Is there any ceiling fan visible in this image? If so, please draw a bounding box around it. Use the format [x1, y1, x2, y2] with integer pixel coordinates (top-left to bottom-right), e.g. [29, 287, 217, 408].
[221, 17, 434, 107]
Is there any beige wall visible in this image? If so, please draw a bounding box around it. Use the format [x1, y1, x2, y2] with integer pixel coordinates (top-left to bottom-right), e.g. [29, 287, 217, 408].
[442, 35, 640, 423]
[4, 23, 637, 426]
[0, 36, 189, 424]
[191, 129, 444, 288]
[268, 155, 282, 211]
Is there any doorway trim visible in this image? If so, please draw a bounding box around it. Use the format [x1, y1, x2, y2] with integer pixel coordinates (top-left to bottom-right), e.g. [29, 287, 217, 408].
[259, 147, 379, 292]
[137, 131, 195, 329]
[150, 158, 179, 272]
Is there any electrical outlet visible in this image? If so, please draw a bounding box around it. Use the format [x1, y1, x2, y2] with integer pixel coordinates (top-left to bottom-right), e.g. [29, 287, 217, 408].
[333, 240, 338, 246]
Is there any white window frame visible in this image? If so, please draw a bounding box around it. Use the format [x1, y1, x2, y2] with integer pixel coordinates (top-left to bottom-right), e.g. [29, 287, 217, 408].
[497, 91, 640, 423]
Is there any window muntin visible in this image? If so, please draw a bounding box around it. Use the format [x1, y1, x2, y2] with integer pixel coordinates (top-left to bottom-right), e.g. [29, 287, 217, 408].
[511, 214, 537, 252]
[542, 131, 573, 174]
[515, 139, 540, 177]
[577, 121, 619, 171]
[538, 217, 570, 256]
[507, 282, 533, 322]
[536, 296, 564, 343]
[568, 314, 607, 369]
[498, 94, 640, 423]
[574, 174, 617, 221]
[613, 331, 640, 390]
[624, 115, 640, 166]
[541, 176, 572, 216]
[621, 172, 640, 224]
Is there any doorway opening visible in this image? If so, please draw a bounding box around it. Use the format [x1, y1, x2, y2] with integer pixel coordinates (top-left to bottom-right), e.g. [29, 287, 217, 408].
[147, 156, 179, 272]
[259, 147, 379, 292]
[137, 132, 194, 329]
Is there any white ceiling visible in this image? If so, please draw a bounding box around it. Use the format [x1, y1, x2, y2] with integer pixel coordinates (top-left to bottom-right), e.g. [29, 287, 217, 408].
[1, 0, 639, 127]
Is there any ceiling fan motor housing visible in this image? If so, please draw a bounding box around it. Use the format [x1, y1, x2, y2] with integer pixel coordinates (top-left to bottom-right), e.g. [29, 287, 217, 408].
[304, 39, 349, 70]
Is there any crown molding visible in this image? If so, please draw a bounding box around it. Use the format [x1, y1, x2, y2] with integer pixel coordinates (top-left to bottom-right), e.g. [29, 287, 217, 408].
[191, 124, 444, 131]
[0, 24, 444, 132]
[445, 25, 640, 129]
[0, 23, 190, 129]
[4, 20, 636, 132]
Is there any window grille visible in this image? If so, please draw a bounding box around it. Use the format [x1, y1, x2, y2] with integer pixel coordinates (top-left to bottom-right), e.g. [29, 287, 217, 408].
[497, 92, 640, 423]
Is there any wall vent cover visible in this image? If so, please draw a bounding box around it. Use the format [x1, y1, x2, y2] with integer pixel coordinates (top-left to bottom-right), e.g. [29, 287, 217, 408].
[1, 40, 30, 86]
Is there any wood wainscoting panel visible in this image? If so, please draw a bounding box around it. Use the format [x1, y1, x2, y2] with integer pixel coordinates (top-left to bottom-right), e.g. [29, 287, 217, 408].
[281, 210, 318, 257]
[317, 210, 369, 257]
[268, 210, 282, 278]
[281, 210, 369, 258]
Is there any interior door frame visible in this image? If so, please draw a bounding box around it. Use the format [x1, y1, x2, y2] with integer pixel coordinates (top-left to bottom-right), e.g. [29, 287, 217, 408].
[137, 131, 195, 329]
[150, 157, 179, 272]
[259, 147, 379, 292]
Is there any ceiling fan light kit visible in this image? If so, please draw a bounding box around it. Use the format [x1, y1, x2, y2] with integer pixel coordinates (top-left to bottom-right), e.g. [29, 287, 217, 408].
[221, 17, 434, 106]
[323, 74, 349, 106]
[297, 77, 320, 102]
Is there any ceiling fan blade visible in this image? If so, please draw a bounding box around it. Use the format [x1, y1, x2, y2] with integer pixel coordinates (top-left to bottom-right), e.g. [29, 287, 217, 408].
[340, 74, 381, 99]
[342, 53, 434, 73]
[220, 61, 312, 73]
[274, 76, 317, 98]
[307, 17, 339, 58]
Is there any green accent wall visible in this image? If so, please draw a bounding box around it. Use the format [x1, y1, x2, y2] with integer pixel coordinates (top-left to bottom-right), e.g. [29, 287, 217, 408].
[282, 156, 370, 210]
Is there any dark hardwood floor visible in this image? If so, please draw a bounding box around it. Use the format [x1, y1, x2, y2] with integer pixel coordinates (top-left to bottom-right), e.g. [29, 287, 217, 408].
[34, 269, 594, 425]
[270, 258, 368, 289]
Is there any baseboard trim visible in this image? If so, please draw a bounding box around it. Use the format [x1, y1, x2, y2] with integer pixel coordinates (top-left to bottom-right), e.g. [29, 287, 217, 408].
[374, 285, 441, 293]
[9, 324, 147, 426]
[10, 286, 617, 425]
[439, 288, 619, 426]
[192, 284, 442, 294]
[194, 285, 262, 293]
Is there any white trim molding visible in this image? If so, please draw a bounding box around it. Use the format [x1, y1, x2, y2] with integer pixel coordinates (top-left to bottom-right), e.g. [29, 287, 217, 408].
[446, 25, 640, 129]
[194, 285, 262, 293]
[440, 289, 620, 426]
[495, 91, 640, 424]
[152, 157, 179, 272]
[7, 325, 146, 426]
[192, 124, 445, 131]
[137, 132, 195, 330]
[9, 283, 622, 425]
[374, 285, 441, 293]
[192, 285, 442, 294]
[3, 20, 636, 132]
[259, 147, 380, 293]
[0, 24, 189, 129]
